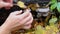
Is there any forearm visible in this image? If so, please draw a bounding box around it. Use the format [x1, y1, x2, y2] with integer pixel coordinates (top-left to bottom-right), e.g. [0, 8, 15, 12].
[0, 29, 11, 34]
[0, 24, 11, 34]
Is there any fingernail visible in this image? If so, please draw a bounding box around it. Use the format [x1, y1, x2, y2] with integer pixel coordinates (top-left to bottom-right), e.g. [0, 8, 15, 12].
[20, 10, 22, 12]
[10, 4, 13, 7]
[26, 9, 31, 12]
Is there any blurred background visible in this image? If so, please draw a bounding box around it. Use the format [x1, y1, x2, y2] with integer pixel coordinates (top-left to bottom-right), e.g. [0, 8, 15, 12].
[1, 0, 60, 34]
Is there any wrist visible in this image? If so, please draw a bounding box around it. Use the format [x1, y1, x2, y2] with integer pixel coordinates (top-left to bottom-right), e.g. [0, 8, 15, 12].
[0, 23, 11, 32]
[0, 24, 11, 34]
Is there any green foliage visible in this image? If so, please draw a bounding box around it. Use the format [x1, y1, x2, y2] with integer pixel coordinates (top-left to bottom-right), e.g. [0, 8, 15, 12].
[50, 0, 60, 12]
[35, 25, 45, 34]
[34, 24, 59, 34]
[49, 16, 57, 26]
[50, 3, 57, 11]
[34, 16, 58, 34]
[50, 0, 57, 4]
[57, 2, 60, 12]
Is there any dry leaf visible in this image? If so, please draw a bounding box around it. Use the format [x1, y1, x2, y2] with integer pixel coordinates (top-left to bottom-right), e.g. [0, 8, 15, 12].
[17, 1, 27, 8]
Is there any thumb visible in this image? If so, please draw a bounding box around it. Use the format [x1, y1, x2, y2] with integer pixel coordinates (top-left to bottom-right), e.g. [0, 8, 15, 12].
[11, 10, 22, 15]
[3, 2, 13, 7]
[0, 1, 13, 7]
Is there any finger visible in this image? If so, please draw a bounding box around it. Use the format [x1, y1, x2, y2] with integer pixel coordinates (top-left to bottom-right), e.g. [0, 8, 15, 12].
[0, 1, 13, 7]
[12, 26, 22, 31]
[18, 9, 30, 20]
[24, 9, 31, 12]
[11, 13, 31, 29]
[0, 0, 2, 1]
[19, 13, 32, 25]
[14, 13, 31, 27]
[11, 10, 22, 15]
[4, 0, 13, 9]
[4, 2, 13, 7]
[11, 11, 31, 30]
[23, 24, 31, 29]
[4, 0, 13, 4]
[24, 16, 33, 25]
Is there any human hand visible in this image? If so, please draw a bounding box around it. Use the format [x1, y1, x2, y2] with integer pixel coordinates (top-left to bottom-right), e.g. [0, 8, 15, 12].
[0, 0, 13, 9]
[1, 9, 33, 31]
